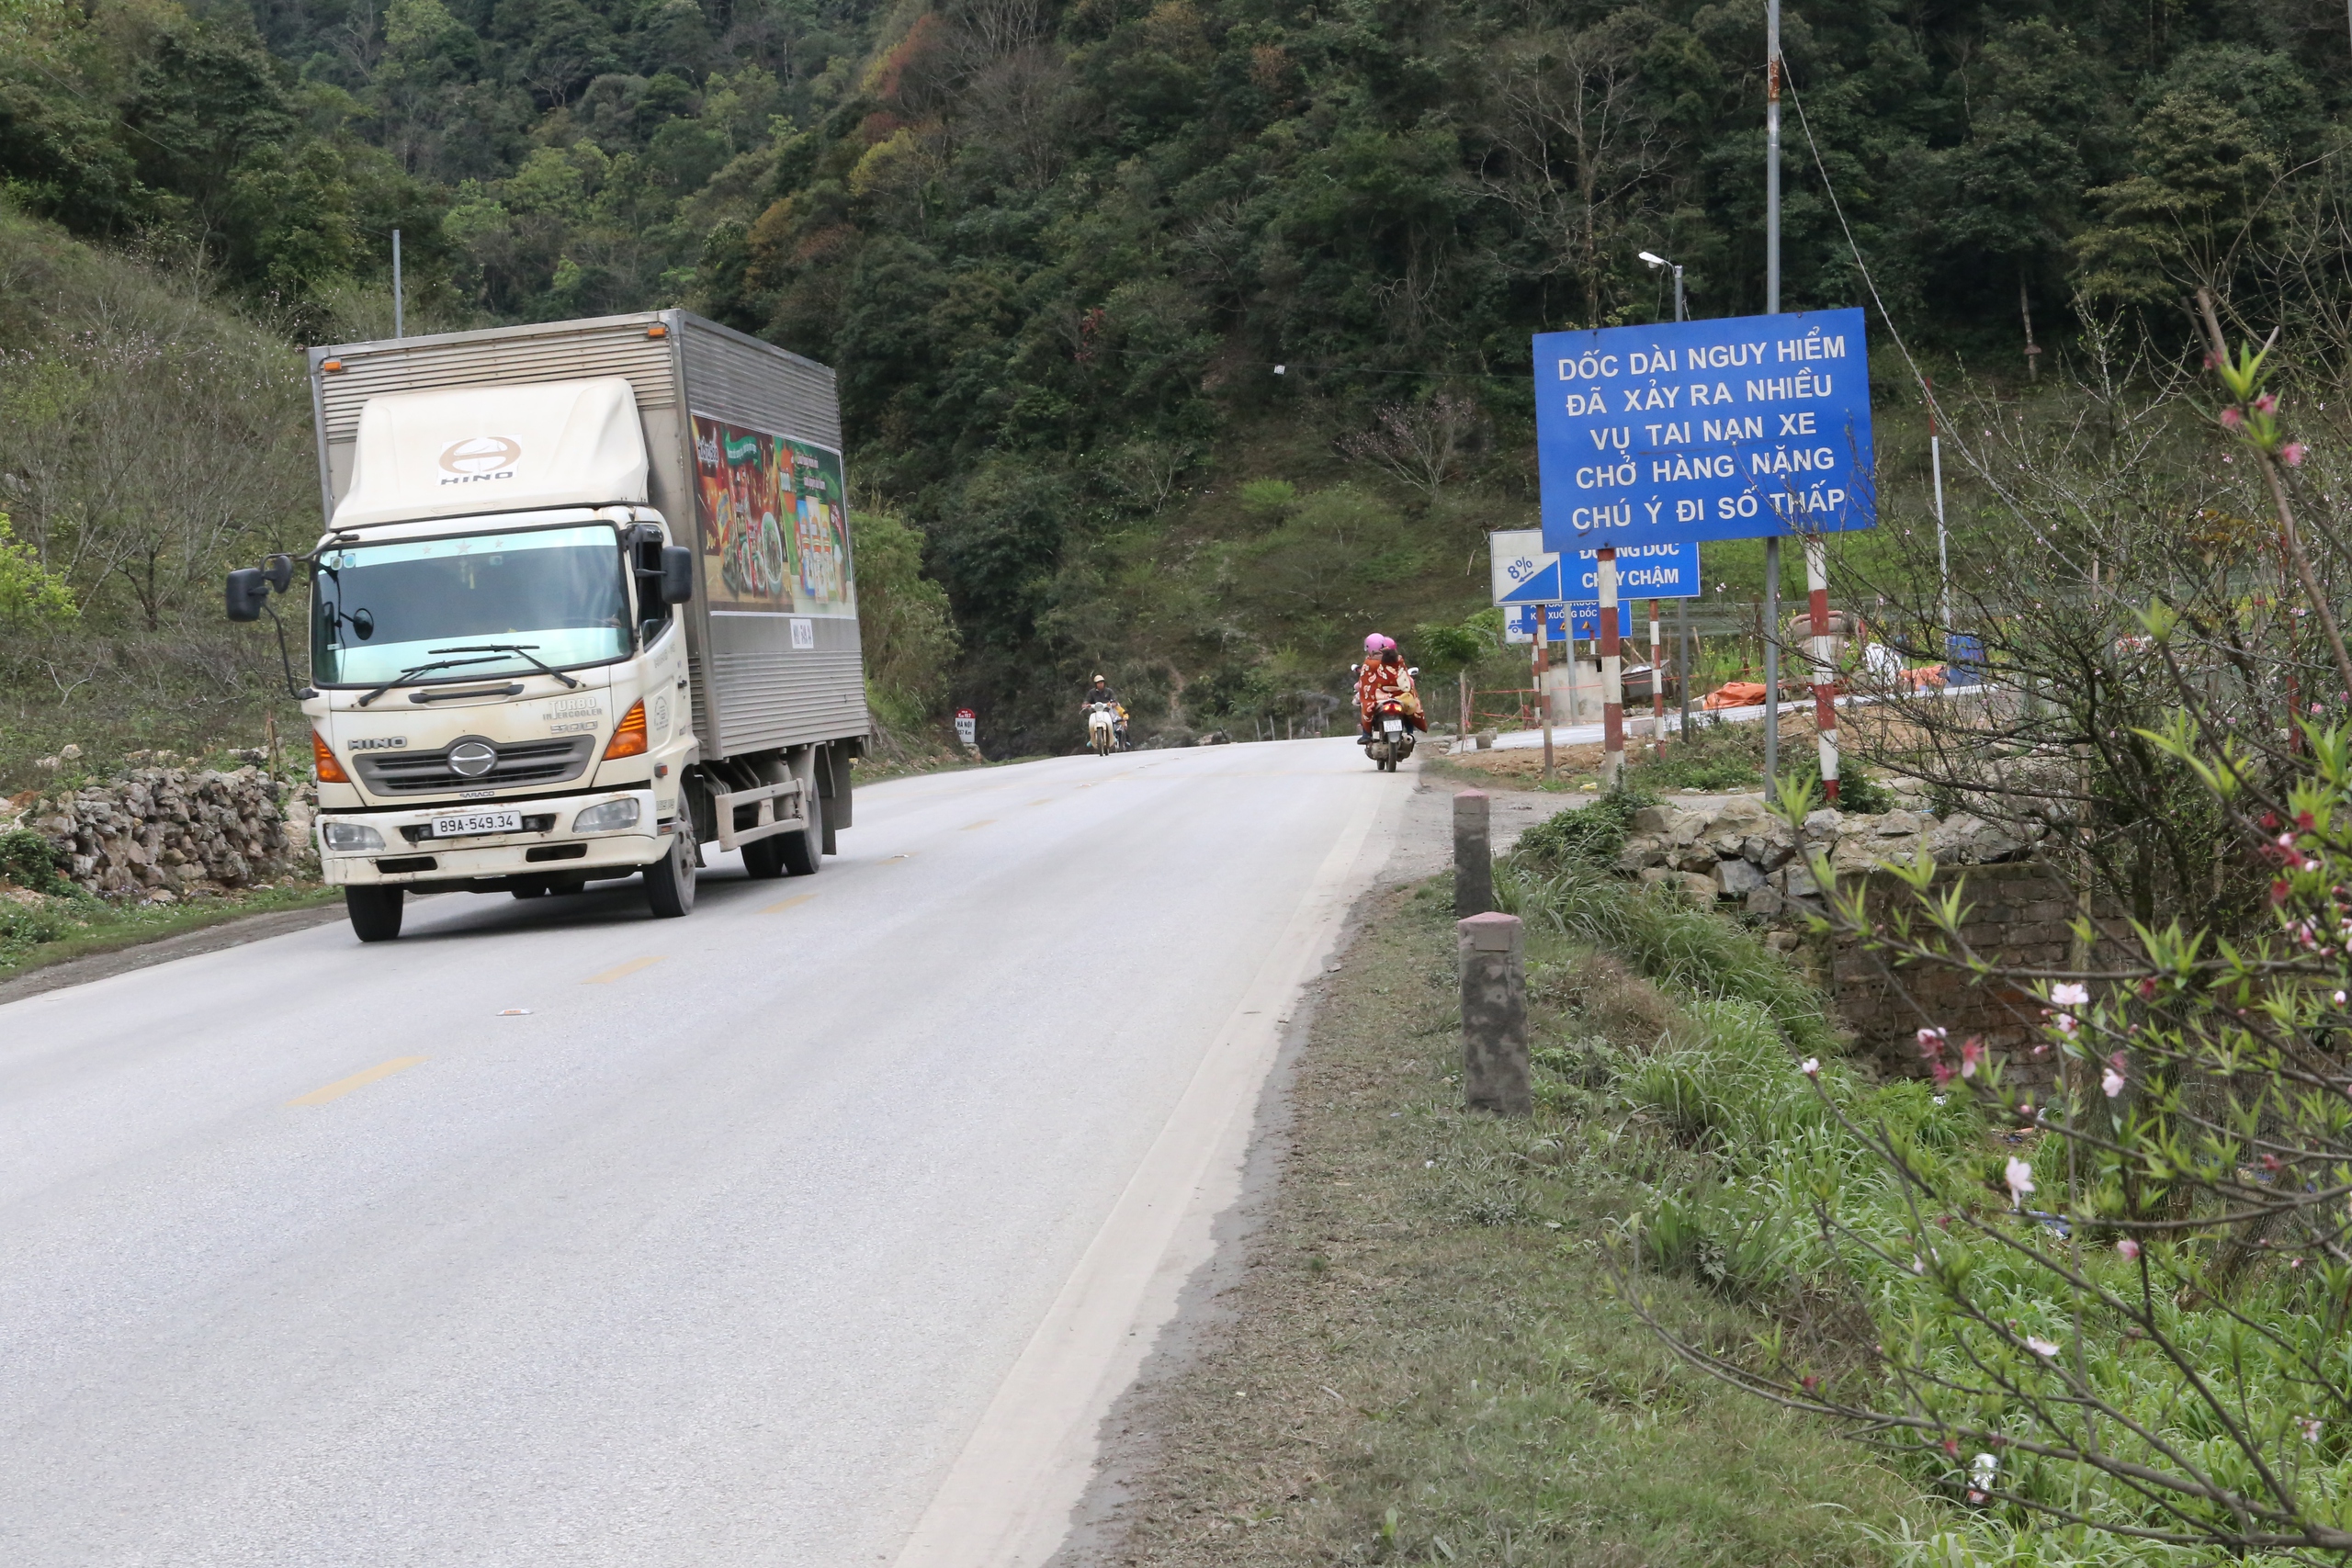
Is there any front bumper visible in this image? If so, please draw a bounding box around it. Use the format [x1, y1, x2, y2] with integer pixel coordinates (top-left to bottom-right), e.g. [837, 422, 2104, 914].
[318, 789, 666, 886]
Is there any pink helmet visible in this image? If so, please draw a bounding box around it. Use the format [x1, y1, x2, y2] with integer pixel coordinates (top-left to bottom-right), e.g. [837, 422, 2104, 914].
[1363, 633, 1396, 653]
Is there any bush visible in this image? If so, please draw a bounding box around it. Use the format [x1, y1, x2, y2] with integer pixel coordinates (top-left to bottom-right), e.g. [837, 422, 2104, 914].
[0, 828, 69, 895]
[1510, 785, 1657, 872]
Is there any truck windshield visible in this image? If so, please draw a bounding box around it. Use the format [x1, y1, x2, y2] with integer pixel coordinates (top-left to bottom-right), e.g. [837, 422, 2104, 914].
[311, 524, 630, 686]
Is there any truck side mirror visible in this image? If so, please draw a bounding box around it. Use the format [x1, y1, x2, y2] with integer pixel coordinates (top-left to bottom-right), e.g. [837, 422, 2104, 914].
[262, 553, 295, 592]
[660, 546, 695, 604]
[225, 568, 269, 623]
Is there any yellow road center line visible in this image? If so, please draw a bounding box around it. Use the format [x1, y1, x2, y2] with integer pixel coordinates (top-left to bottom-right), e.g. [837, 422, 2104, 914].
[583, 955, 666, 985]
[962, 819, 994, 830]
[763, 893, 818, 914]
[288, 1056, 427, 1107]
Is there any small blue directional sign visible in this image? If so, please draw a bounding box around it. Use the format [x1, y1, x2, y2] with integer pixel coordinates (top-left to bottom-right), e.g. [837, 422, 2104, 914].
[1507, 603, 1634, 642]
[1533, 308, 1875, 552]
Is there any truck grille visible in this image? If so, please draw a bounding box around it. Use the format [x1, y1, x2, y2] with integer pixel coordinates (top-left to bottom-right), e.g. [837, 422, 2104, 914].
[354, 737, 594, 795]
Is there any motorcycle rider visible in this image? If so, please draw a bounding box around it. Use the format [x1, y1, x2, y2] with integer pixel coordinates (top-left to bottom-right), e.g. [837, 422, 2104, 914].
[1355, 635, 1424, 743]
[1080, 673, 1128, 748]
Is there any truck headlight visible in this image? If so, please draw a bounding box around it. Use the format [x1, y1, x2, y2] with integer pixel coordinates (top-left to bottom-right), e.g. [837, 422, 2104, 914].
[572, 798, 641, 833]
[322, 821, 384, 852]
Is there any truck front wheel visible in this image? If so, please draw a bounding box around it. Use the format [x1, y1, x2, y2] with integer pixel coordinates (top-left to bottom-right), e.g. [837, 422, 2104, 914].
[346, 886, 404, 942]
[643, 831, 697, 919]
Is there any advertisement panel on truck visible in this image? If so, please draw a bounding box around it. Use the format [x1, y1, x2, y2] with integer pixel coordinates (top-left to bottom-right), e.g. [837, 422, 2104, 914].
[690, 412, 854, 616]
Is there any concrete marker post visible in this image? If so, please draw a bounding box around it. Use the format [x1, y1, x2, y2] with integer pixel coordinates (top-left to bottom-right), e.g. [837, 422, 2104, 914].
[1458, 912, 1530, 1116]
[1453, 789, 1492, 917]
[1599, 548, 1623, 787]
[1805, 534, 1839, 803]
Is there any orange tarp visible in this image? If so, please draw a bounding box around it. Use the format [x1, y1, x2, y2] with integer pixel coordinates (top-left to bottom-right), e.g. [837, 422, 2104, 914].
[1702, 681, 1770, 710]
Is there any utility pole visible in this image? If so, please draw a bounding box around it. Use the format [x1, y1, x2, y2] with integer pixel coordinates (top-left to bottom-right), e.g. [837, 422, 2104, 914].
[392, 229, 404, 339]
[1761, 0, 1782, 789]
[1599, 550, 1623, 786]
[1928, 375, 1951, 636]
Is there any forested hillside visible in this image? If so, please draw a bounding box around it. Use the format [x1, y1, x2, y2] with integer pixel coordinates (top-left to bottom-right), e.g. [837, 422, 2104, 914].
[4, 0, 2347, 751]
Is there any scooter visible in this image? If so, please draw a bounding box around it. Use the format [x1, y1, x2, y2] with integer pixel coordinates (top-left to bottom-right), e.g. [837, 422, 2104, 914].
[1087, 701, 1120, 755]
[1366, 695, 1418, 772]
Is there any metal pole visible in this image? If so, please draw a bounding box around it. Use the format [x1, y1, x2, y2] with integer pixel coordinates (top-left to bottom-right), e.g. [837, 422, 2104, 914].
[1765, 4, 1781, 318]
[1674, 264, 1686, 323]
[1928, 377, 1951, 636]
[391, 229, 404, 339]
[1760, 0, 1781, 783]
[1599, 550, 1623, 786]
[1764, 539, 1781, 784]
[1677, 595, 1693, 739]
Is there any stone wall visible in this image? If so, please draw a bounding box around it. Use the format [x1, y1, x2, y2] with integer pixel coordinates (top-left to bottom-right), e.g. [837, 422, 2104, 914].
[1825, 862, 2130, 1077]
[9, 766, 317, 902]
[1609, 786, 2113, 1075]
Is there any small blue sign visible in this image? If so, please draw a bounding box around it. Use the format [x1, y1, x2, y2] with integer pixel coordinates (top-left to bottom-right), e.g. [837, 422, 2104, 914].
[1507, 604, 1634, 642]
[1533, 308, 1875, 551]
[1566, 542, 1699, 602]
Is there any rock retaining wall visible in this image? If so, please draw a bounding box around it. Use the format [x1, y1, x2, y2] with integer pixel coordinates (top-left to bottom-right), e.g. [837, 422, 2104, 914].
[9, 767, 317, 901]
[1610, 785, 2116, 1075]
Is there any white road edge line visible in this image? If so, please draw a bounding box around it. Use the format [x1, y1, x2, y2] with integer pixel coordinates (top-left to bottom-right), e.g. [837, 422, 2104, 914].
[890, 775, 1401, 1568]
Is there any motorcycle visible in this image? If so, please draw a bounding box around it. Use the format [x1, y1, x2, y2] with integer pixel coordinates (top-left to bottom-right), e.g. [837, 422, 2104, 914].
[1086, 701, 1121, 756]
[1367, 694, 1418, 772]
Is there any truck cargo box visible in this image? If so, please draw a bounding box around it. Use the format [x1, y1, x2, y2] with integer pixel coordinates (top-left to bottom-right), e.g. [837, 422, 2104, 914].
[306, 310, 869, 762]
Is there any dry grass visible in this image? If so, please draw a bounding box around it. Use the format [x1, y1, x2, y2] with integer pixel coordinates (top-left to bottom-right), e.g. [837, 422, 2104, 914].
[1092, 876, 1924, 1566]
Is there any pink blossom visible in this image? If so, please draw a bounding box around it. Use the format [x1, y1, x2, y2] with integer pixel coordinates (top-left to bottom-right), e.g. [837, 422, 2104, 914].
[2283, 443, 2308, 468]
[2304, 1416, 2324, 1444]
[1917, 1026, 1948, 1060]
[2005, 1156, 2036, 1208]
[1961, 1038, 1986, 1079]
[2117, 1237, 2140, 1261]
[1800, 1057, 1819, 1077]
[2256, 393, 2278, 415]
[2026, 1336, 2061, 1358]
[2102, 1066, 2126, 1099]
[2052, 983, 2089, 1008]
[2222, 407, 2245, 429]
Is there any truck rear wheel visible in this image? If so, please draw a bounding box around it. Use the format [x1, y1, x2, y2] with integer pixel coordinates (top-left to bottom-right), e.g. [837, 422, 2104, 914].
[741, 835, 786, 879]
[346, 886, 404, 942]
[643, 831, 697, 919]
[781, 788, 823, 876]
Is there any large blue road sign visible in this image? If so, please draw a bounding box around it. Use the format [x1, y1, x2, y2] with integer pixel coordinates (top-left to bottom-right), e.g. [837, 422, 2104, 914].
[1533, 308, 1874, 552]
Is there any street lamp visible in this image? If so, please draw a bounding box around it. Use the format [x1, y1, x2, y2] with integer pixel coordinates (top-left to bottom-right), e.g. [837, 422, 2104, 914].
[1637, 252, 1685, 322]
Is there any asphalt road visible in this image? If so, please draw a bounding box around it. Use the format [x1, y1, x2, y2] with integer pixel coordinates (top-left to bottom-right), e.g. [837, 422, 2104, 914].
[0, 739, 1413, 1567]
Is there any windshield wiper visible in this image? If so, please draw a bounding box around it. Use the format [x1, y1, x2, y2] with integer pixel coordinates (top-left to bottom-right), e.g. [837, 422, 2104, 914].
[354, 654, 508, 707]
[428, 644, 582, 690]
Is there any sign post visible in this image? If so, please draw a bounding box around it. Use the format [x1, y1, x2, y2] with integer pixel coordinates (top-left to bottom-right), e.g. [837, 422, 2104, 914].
[954, 707, 978, 752]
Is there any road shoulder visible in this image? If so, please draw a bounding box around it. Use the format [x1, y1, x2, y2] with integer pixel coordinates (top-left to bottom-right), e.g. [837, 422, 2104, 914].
[0, 897, 346, 1007]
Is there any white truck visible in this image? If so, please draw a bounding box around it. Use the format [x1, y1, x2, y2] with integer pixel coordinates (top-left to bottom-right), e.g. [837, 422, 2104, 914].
[227, 310, 870, 942]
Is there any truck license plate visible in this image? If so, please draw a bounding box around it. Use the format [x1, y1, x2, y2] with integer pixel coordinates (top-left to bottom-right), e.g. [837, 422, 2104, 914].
[430, 809, 523, 838]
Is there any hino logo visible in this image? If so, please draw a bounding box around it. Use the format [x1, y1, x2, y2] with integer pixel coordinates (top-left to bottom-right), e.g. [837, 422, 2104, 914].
[438, 435, 521, 485]
[347, 736, 408, 750]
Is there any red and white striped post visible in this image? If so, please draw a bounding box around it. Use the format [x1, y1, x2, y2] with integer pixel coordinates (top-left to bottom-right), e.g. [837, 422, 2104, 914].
[1599, 547, 1624, 786]
[1804, 535, 1838, 803]
[1648, 597, 1664, 758]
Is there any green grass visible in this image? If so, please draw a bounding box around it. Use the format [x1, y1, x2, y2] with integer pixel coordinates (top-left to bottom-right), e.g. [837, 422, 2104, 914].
[1105, 874, 1934, 1567]
[0, 881, 340, 982]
